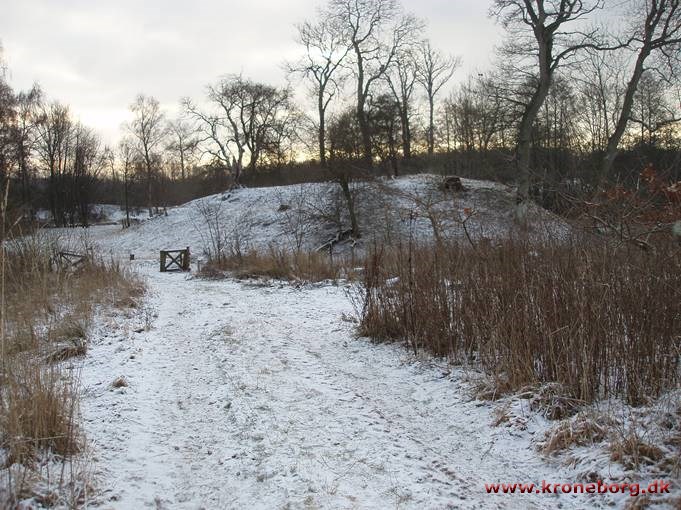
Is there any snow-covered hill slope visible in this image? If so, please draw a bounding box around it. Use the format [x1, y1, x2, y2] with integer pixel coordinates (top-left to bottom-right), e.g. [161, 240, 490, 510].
[58, 175, 568, 261]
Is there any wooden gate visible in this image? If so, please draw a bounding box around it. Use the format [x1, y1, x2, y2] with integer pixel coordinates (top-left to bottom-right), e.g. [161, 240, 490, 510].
[57, 251, 88, 270]
[160, 247, 191, 272]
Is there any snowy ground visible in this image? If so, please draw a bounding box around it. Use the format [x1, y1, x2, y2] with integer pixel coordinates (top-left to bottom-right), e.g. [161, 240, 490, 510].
[79, 260, 617, 510]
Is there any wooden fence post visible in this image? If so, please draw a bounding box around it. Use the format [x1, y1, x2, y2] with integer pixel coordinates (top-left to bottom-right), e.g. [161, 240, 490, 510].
[184, 246, 191, 271]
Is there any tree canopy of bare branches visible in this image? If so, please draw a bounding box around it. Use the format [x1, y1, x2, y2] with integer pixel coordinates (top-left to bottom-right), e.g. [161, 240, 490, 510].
[185, 76, 296, 185]
[384, 45, 418, 160]
[491, 0, 611, 213]
[416, 40, 459, 156]
[601, 0, 681, 177]
[288, 17, 351, 165]
[127, 94, 166, 215]
[327, 0, 422, 167]
[166, 118, 199, 180]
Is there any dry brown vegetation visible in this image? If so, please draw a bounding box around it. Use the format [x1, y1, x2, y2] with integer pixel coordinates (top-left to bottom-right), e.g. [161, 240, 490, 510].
[0, 231, 144, 506]
[540, 411, 615, 454]
[199, 246, 359, 283]
[357, 236, 680, 405]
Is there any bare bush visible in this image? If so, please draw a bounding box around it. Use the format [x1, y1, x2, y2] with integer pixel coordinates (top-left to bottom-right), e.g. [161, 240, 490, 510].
[357, 236, 680, 405]
[193, 197, 255, 263]
[198, 246, 357, 284]
[274, 185, 316, 254]
[193, 199, 229, 262]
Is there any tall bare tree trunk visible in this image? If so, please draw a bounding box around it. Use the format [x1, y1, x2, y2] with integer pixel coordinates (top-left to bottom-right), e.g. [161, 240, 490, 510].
[427, 95, 435, 155]
[400, 105, 411, 159]
[600, 0, 681, 178]
[124, 171, 130, 228]
[357, 96, 372, 168]
[516, 34, 552, 213]
[318, 94, 327, 166]
[145, 159, 152, 217]
[339, 176, 360, 237]
[354, 47, 373, 169]
[601, 49, 650, 180]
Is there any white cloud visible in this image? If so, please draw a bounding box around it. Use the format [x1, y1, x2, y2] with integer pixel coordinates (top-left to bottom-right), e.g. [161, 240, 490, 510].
[0, 0, 503, 144]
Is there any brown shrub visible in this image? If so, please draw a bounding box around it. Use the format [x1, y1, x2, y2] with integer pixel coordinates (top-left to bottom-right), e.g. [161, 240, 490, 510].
[610, 432, 665, 470]
[358, 237, 681, 405]
[199, 247, 356, 283]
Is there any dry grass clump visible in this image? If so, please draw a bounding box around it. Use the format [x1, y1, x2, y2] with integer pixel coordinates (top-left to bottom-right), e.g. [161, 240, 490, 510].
[358, 236, 680, 405]
[199, 247, 356, 283]
[3, 234, 144, 353]
[0, 362, 80, 466]
[110, 376, 128, 389]
[49, 317, 88, 344]
[471, 373, 515, 402]
[610, 432, 665, 470]
[525, 383, 584, 421]
[44, 338, 88, 364]
[541, 411, 614, 454]
[539, 392, 681, 500]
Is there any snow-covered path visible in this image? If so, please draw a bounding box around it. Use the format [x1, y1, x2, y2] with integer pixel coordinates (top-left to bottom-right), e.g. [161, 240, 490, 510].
[81, 262, 595, 509]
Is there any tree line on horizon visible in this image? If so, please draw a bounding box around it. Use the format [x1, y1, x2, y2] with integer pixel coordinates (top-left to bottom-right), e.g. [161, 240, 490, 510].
[0, 0, 679, 227]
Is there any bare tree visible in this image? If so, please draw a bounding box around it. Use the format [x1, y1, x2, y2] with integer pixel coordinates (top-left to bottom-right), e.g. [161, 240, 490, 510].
[288, 17, 350, 165]
[491, 0, 611, 213]
[630, 72, 680, 146]
[443, 74, 510, 152]
[182, 96, 235, 180]
[601, 0, 681, 177]
[166, 118, 199, 180]
[416, 39, 459, 156]
[35, 103, 101, 226]
[328, 107, 363, 236]
[574, 51, 627, 153]
[369, 92, 401, 174]
[102, 145, 115, 182]
[70, 124, 101, 226]
[35, 102, 71, 225]
[328, 0, 421, 167]
[127, 94, 166, 216]
[14, 85, 42, 206]
[384, 46, 418, 160]
[117, 137, 135, 228]
[0, 58, 16, 188]
[259, 104, 302, 168]
[185, 76, 293, 185]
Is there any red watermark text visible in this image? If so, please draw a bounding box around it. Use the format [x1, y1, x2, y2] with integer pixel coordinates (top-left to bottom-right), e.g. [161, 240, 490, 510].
[485, 480, 671, 497]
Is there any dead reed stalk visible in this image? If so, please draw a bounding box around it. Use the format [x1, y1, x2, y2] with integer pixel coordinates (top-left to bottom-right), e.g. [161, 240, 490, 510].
[358, 236, 680, 405]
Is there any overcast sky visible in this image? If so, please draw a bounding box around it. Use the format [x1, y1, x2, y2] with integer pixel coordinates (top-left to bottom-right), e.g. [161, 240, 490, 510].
[0, 0, 503, 145]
